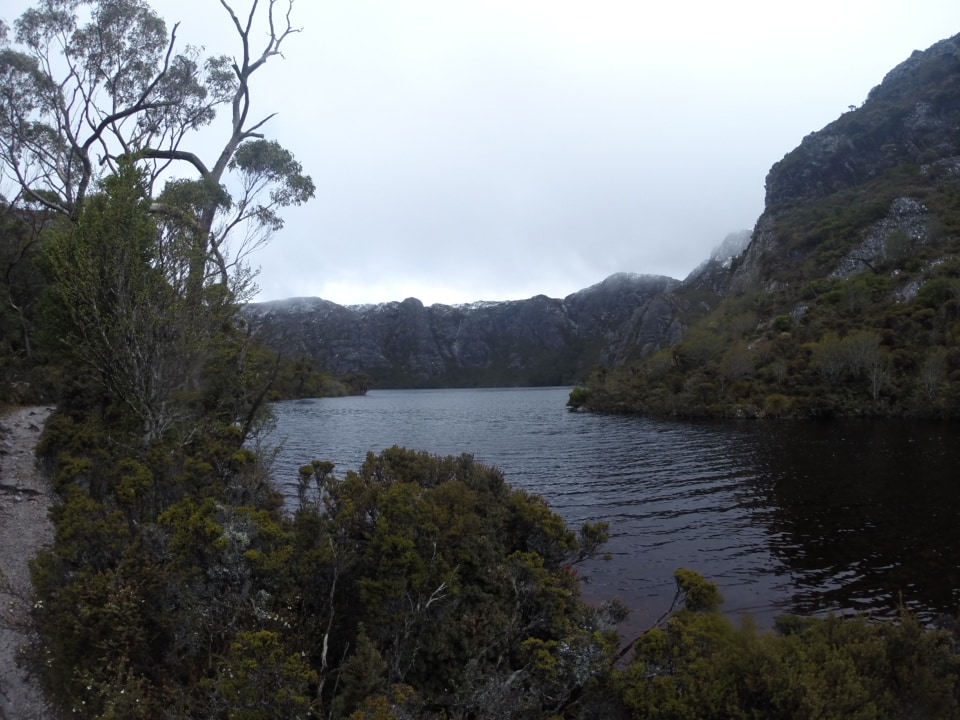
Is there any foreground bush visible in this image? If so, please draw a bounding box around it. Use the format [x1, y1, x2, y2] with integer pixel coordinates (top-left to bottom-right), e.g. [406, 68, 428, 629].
[30, 400, 616, 718]
[614, 570, 960, 720]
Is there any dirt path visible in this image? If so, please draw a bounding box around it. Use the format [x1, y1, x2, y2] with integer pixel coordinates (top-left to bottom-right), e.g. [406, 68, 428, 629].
[0, 406, 56, 720]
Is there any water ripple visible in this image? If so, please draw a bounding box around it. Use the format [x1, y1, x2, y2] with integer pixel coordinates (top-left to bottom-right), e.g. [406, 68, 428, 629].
[266, 387, 960, 631]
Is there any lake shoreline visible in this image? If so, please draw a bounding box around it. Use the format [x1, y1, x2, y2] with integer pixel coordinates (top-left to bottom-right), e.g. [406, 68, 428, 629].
[268, 389, 960, 631]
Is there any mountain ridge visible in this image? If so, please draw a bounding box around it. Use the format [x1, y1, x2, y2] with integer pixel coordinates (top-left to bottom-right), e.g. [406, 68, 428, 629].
[244, 271, 688, 388]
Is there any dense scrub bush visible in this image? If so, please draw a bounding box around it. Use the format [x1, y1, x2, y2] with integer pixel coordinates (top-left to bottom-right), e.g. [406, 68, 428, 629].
[31, 397, 617, 719]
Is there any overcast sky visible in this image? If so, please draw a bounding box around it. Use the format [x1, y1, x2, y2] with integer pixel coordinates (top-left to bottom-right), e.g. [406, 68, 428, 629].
[7, 2, 960, 305]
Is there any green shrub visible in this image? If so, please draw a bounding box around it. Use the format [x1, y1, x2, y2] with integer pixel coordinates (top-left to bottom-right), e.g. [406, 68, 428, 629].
[763, 393, 794, 417]
[773, 314, 793, 332]
[567, 386, 590, 409]
[618, 572, 960, 720]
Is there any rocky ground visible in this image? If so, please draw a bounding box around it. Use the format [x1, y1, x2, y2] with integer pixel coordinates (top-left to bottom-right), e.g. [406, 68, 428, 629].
[0, 406, 56, 720]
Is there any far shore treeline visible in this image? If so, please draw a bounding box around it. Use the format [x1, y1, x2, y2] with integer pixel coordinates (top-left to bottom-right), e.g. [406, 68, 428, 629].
[3, 2, 960, 718]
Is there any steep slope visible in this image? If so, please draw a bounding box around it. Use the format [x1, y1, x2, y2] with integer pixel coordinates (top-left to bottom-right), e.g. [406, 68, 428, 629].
[244, 273, 680, 388]
[737, 34, 960, 292]
[577, 33, 960, 418]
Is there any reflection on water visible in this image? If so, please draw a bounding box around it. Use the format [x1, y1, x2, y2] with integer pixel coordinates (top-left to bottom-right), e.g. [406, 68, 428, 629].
[745, 420, 960, 621]
[266, 388, 960, 630]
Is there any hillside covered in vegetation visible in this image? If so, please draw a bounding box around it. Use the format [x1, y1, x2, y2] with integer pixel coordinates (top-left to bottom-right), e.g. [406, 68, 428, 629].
[572, 33, 960, 419]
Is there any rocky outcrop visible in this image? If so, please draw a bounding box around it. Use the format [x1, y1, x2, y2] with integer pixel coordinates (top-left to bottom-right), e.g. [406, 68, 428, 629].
[683, 230, 751, 295]
[829, 196, 929, 279]
[243, 274, 680, 387]
[764, 34, 960, 209]
[733, 33, 960, 293]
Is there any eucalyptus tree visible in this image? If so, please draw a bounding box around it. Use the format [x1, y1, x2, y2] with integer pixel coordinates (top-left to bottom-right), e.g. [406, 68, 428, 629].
[0, 0, 314, 299]
[0, 0, 315, 443]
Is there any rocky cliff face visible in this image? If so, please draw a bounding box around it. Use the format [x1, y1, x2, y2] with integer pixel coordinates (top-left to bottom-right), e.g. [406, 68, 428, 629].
[734, 33, 960, 293]
[243, 273, 681, 387]
[765, 35, 960, 208]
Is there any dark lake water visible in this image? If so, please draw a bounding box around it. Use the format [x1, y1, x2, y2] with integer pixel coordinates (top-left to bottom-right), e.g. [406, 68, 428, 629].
[264, 386, 960, 632]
